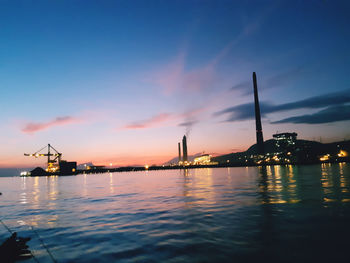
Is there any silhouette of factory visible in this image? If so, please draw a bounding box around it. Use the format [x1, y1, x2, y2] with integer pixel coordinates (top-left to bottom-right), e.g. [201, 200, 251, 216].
[176, 135, 217, 166]
[22, 72, 349, 177]
[213, 72, 349, 165]
[177, 135, 189, 165]
[171, 72, 349, 167]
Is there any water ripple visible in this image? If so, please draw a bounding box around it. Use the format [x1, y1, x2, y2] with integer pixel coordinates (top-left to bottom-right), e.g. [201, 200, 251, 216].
[1, 165, 350, 262]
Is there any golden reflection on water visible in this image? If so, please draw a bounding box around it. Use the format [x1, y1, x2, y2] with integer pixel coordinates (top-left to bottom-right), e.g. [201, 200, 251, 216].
[259, 165, 299, 204]
[6, 164, 350, 230]
[32, 176, 40, 208]
[259, 164, 350, 205]
[339, 163, 348, 194]
[109, 173, 114, 194]
[182, 168, 217, 207]
[18, 176, 61, 227]
[83, 173, 88, 196]
[20, 177, 27, 204]
[48, 176, 59, 202]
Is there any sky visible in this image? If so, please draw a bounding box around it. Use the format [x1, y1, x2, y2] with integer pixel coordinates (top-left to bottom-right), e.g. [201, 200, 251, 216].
[0, 0, 350, 168]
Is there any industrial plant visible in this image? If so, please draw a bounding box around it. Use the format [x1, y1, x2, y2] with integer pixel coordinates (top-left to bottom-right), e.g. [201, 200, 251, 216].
[20, 72, 349, 176]
[176, 135, 190, 165]
[21, 144, 77, 176]
[176, 135, 218, 166]
[212, 73, 349, 166]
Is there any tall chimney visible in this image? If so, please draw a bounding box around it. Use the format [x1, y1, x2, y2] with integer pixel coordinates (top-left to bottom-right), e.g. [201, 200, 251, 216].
[253, 72, 264, 155]
[182, 135, 188, 162]
[178, 142, 181, 164]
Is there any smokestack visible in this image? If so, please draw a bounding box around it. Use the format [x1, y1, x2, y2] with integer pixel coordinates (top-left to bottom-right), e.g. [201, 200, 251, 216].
[182, 135, 188, 162]
[178, 142, 181, 164]
[253, 72, 264, 155]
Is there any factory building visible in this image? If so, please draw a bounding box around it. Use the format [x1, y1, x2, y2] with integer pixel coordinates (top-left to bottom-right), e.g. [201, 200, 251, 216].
[273, 132, 298, 149]
[59, 161, 77, 174]
[194, 154, 211, 164]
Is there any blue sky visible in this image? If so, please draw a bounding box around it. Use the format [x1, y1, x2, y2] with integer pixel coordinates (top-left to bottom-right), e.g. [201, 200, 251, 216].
[0, 0, 349, 167]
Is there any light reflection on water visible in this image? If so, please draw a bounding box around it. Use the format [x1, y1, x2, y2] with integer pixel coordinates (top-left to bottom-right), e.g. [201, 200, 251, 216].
[1, 164, 350, 262]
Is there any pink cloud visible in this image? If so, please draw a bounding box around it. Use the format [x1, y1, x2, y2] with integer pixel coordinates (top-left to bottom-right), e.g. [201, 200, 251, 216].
[180, 105, 209, 119]
[150, 52, 186, 95]
[123, 113, 173, 130]
[147, 53, 217, 96]
[121, 106, 212, 132]
[22, 116, 77, 134]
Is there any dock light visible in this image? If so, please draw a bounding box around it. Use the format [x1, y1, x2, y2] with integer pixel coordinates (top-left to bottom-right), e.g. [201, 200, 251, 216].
[338, 150, 348, 157]
[320, 154, 330, 162]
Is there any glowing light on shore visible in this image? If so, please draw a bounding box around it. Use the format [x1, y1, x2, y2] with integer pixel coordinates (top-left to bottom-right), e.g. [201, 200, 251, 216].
[338, 150, 348, 157]
[320, 154, 330, 162]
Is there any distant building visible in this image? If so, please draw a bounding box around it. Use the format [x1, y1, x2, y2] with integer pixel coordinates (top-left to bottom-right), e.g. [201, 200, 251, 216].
[194, 154, 211, 165]
[59, 161, 77, 174]
[273, 132, 298, 149]
[86, 165, 105, 170]
[178, 142, 181, 164]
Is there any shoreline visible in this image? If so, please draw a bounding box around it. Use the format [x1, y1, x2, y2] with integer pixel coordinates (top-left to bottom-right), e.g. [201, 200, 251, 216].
[19, 159, 348, 177]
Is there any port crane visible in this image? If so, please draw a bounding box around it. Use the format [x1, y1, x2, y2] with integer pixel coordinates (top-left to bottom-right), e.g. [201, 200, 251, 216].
[24, 144, 62, 173]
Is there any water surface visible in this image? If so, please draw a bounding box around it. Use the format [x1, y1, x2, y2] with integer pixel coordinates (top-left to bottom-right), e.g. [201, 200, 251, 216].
[1, 164, 350, 262]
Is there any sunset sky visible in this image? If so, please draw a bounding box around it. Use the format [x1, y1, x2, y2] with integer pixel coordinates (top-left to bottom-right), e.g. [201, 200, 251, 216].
[1, 0, 350, 168]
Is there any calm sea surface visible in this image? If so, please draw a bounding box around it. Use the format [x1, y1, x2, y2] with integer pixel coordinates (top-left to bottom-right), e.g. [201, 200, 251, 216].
[1, 164, 350, 263]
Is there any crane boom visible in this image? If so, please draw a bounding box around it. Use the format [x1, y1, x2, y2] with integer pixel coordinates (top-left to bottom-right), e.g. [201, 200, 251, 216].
[24, 144, 62, 172]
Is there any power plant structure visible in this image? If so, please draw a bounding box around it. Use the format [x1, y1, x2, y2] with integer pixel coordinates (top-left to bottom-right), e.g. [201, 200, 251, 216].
[177, 135, 189, 165]
[182, 135, 188, 163]
[253, 72, 265, 155]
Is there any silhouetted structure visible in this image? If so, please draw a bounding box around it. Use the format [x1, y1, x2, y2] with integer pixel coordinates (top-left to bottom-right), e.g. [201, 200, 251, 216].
[178, 142, 181, 163]
[23, 144, 77, 176]
[182, 135, 188, 162]
[253, 72, 264, 155]
[59, 161, 77, 174]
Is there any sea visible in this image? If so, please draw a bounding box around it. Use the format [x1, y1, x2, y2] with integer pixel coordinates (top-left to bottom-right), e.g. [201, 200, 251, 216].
[1, 164, 350, 263]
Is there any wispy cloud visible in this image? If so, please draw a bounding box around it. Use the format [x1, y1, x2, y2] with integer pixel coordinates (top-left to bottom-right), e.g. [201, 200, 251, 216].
[147, 52, 216, 96]
[231, 67, 305, 95]
[121, 106, 209, 132]
[272, 105, 350, 124]
[122, 113, 173, 130]
[22, 116, 77, 134]
[215, 89, 350, 123]
[147, 7, 272, 97]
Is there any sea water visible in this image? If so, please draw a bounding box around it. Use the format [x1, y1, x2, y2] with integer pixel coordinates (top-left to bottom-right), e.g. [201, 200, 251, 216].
[1, 164, 350, 262]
